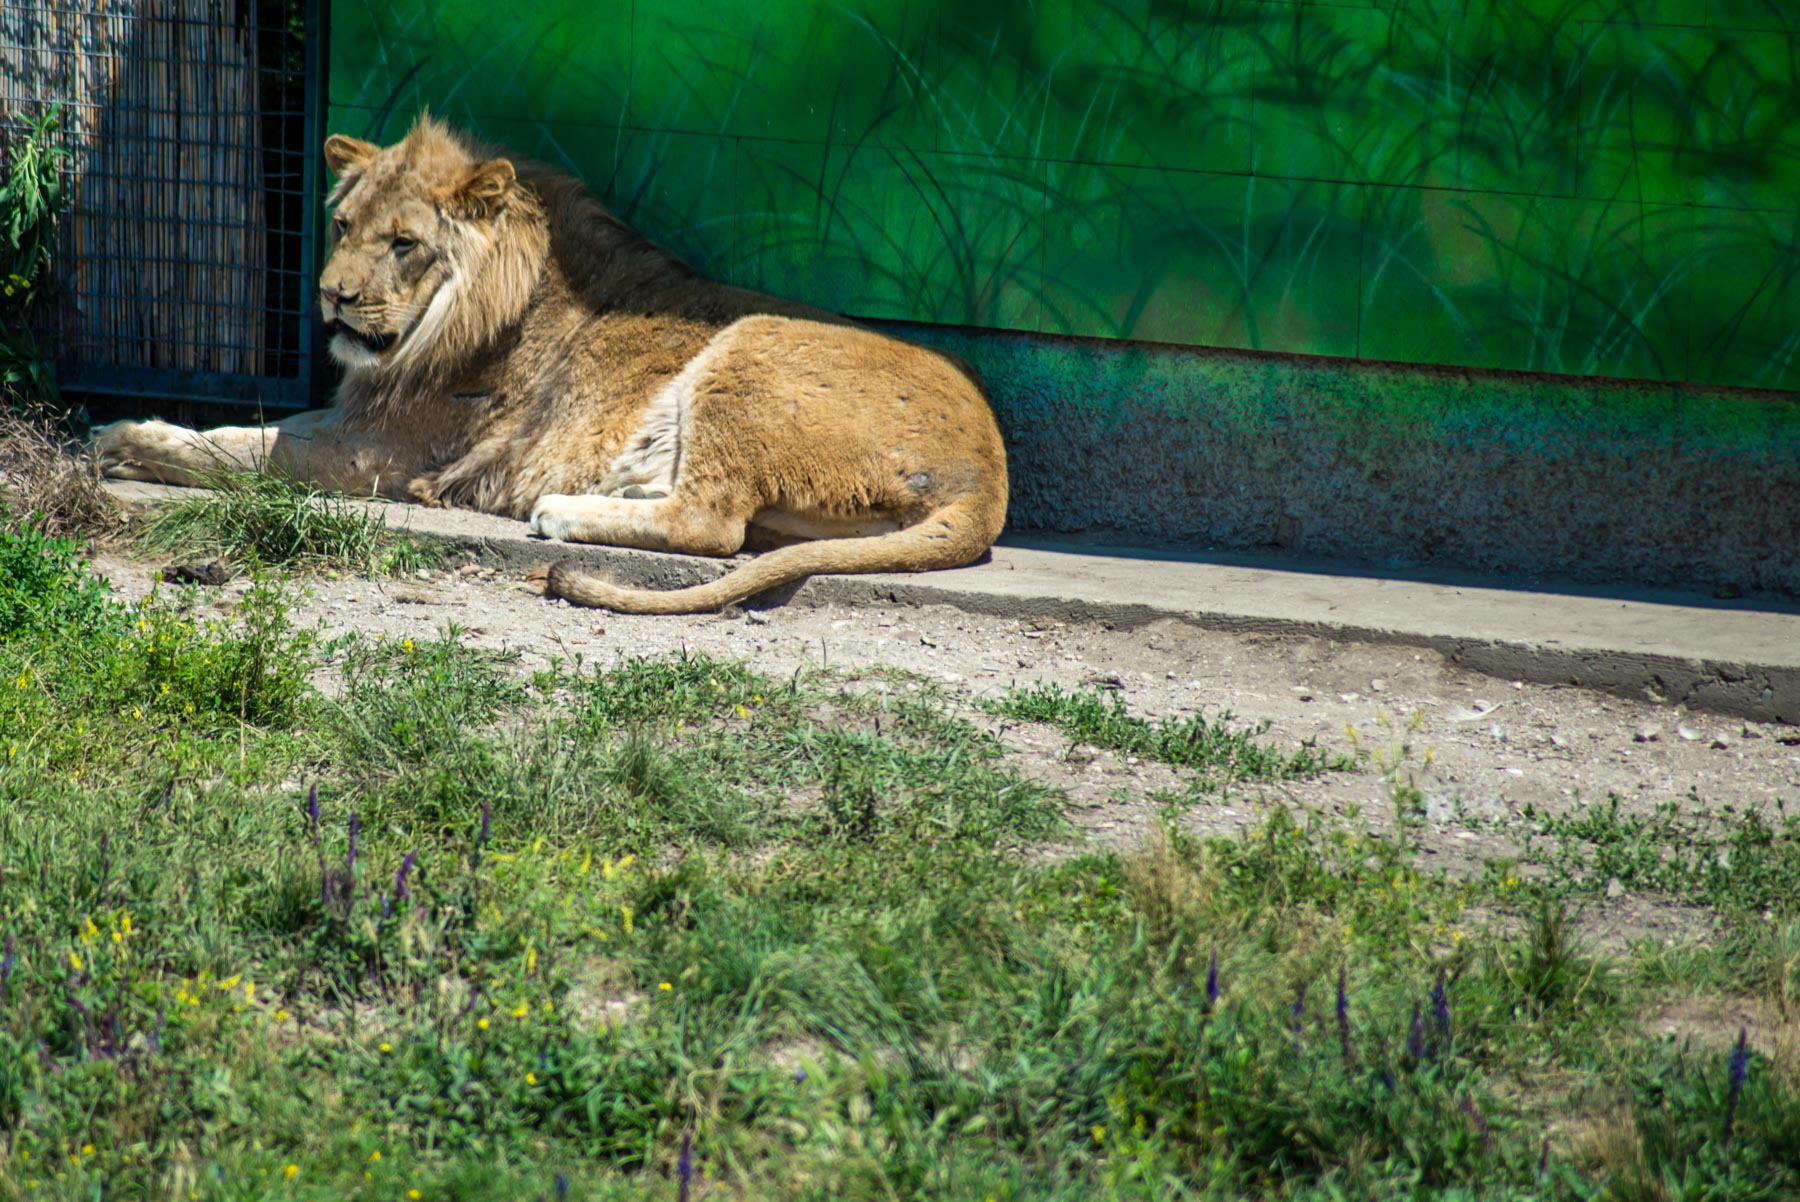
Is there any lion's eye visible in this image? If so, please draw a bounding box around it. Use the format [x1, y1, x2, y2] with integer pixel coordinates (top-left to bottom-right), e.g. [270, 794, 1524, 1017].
[331, 216, 349, 238]
[392, 236, 417, 255]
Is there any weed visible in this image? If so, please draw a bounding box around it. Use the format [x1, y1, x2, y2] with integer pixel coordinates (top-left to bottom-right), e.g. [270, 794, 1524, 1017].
[136, 468, 441, 576]
[988, 679, 1350, 782]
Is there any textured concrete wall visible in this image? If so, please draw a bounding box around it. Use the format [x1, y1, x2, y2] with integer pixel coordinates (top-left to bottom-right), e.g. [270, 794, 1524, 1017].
[889, 324, 1800, 595]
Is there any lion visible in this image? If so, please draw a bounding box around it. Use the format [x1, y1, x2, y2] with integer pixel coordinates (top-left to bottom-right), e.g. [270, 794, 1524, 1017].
[92, 116, 1008, 613]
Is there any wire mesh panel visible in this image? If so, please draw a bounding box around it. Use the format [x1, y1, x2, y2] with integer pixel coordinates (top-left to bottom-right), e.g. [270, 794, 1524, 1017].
[1, 0, 318, 411]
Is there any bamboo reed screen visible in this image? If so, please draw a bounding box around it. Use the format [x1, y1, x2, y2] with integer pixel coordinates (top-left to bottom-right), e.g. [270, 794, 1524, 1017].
[0, 0, 315, 406]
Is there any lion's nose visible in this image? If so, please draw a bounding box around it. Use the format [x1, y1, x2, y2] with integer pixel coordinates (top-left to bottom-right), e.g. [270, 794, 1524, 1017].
[321, 282, 359, 306]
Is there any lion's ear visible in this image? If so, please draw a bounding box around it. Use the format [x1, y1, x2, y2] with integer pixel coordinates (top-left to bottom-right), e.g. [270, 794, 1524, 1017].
[323, 134, 379, 178]
[447, 159, 517, 219]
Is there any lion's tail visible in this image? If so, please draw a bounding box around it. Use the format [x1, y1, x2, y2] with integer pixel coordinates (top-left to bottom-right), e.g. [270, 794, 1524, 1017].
[544, 492, 1003, 615]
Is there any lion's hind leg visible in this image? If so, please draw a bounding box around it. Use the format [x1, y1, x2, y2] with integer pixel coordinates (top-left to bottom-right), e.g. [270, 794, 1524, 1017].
[527, 491, 747, 558]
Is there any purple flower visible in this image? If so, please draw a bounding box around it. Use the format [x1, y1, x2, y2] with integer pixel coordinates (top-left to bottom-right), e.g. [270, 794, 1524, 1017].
[1406, 1002, 1426, 1061]
[1204, 949, 1220, 1011]
[793, 1067, 807, 1083]
[1537, 1136, 1550, 1178]
[1725, 1026, 1750, 1143]
[555, 1175, 569, 1200]
[677, 1129, 693, 1202]
[1431, 974, 1451, 1046]
[0, 933, 13, 985]
[395, 852, 416, 902]
[306, 783, 320, 832]
[1289, 983, 1307, 1038]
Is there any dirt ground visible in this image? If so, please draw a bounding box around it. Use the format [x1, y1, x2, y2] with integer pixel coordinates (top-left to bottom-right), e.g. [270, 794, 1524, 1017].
[92, 553, 1800, 939]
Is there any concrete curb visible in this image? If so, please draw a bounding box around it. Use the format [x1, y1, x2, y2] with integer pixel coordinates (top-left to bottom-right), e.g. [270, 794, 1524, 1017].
[105, 481, 1800, 725]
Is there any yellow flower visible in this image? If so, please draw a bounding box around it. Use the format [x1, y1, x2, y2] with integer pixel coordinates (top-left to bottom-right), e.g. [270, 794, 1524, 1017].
[369, 1151, 382, 1163]
[69, 951, 83, 971]
[734, 703, 749, 719]
[525, 1072, 538, 1085]
[284, 1164, 298, 1179]
[526, 945, 537, 974]
[244, 981, 256, 1002]
[131, 708, 142, 720]
[120, 915, 132, 936]
[658, 982, 672, 991]
[83, 917, 99, 942]
[276, 1009, 290, 1021]
[112, 931, 122, 943]
[477, 1017, 489, 1030]
[402, 638, 415, 654]
[220, 975, 241, 990]
[379, 1042, 392, 1053]
[81, 1144, 95, 1156]
[620, 904, 633, 935]
[510, 1004, 528, 1018]
[409, 1190, 422, 1200]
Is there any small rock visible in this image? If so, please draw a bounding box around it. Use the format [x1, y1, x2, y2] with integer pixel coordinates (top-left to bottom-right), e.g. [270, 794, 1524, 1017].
[1549, 733, 1569, 748]
[1711, 734, 1732, 750]
[1369, 678, 1387, 693]
[414, 568, 432, 580]
[1676, 725, 1702, 741]
[1605, 877, 1626, 899]
[1634, 724, 1662, 743]
[1489, 725, 1506, 741]
[457, 563, 483, 576]
[744, 610, 770, 625]
[1338, 692, 1360, 704]
[1085, 672, 1124, 691]
[1741, 724, 1765, 740]
[1296, 692, 1315, 703]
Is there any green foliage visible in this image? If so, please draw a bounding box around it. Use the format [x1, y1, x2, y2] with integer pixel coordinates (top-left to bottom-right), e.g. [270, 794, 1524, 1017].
[136, 467, 442, 576]
[2, 531, 1799, 1199]
[0, 523, 117, 640]
[1519, 795, 1800, 918]
[989, 679, 1350, 782]
[0, 107, 67, 409]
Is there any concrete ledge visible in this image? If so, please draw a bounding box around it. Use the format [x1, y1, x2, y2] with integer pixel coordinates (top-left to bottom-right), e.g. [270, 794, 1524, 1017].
[106, 481, 1800, 725]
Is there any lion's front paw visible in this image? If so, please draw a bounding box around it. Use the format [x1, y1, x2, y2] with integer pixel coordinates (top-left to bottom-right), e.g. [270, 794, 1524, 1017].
[90, 419, 188, 482]
[528, 494, 579, 542]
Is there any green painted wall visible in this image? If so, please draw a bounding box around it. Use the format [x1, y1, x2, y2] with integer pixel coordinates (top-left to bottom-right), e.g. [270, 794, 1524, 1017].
[329, 0, 1800, 391]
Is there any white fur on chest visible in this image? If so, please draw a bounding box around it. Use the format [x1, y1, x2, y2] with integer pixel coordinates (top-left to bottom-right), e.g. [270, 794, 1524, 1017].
[597, 323, 735, 496]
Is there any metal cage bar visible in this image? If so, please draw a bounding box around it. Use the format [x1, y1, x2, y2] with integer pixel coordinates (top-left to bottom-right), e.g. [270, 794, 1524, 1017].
[1, 0, 321, 414]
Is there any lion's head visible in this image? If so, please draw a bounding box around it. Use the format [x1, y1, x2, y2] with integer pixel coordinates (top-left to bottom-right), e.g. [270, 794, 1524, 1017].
[320, 117, 545, 373]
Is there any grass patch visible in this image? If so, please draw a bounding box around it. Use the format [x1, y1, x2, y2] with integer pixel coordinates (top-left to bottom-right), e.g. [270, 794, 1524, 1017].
[1, 527, 1797, 1200]
[135, 468, 440, 576]
[988, 679, 1352, 781]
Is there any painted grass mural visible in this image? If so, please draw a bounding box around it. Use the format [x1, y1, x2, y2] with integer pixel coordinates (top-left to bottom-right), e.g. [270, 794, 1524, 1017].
[330, 0, 1800, 391]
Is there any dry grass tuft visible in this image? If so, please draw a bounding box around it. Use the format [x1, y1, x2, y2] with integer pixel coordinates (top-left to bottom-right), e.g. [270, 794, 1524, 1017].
[0, 409, 120, 539]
